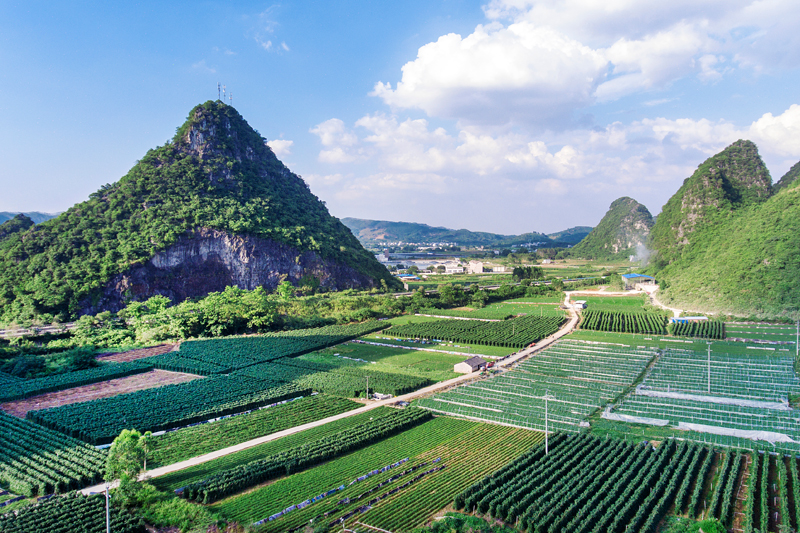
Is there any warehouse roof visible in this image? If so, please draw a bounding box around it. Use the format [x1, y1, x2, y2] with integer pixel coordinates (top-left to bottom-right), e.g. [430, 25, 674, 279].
[621, 273, 655, 279]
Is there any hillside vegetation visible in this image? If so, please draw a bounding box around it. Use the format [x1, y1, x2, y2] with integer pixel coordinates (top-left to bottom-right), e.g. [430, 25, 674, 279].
[651, 140, 800, 317]
[0, 101, 397, 323]
[570, 197, 653, 259]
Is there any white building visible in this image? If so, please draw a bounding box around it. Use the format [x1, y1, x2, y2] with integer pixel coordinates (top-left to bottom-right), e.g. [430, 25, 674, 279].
[467, 260, 484, 274]
[492, 265, 507, 273]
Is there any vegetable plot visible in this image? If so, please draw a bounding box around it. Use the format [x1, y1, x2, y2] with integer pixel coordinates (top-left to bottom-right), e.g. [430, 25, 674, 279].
[0, 411, 107, 497]
[0, 492, 144, 533]
[387, 315, 564, 349]
[580, 309, 668, 335]
[455, 434, 710, 533]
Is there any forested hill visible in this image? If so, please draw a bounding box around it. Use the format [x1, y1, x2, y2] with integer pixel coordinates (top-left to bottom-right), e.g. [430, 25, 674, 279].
[569, 197, 654, 260]
[0, 101, 398, 323]
[341, 218, 591, 247]
[651, 141, 800, 317]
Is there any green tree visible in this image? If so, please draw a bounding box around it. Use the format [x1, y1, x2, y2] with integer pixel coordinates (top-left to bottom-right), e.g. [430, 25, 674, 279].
[105, 429, 152, 506]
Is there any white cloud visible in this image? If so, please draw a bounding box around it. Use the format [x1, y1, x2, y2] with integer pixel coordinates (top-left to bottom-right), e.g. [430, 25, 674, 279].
[257, 38, 272, 51]
[372, 21, 607, 128]
[266, 139, 293, 156]
[308, 103, 800, 232]
[281, 42, 290, 51]
[372, 0, 799, 127]
[748, 104, 800, 156]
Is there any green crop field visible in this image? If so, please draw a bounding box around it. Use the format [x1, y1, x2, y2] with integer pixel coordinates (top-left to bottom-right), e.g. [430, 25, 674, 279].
[307, 343, 462, 381]
[360, 333, 515, 357]
[417, 301, 565, 320]
[387, 315, 565, 349]
[727, 322, 799, 343]
[153, 407, 397, 491]
[417, 340, 657, 433]
[211, 417, 541, 532]
[455, 433, 734, 533]
[150, 395, 361, 468]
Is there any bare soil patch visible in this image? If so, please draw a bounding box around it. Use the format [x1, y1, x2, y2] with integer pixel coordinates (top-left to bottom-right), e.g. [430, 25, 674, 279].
[97, 343, 177, 362]
[0, 369, 201, 418]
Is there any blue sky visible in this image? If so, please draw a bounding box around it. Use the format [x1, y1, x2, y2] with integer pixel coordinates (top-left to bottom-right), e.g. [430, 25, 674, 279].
[1, 0, 799, 234]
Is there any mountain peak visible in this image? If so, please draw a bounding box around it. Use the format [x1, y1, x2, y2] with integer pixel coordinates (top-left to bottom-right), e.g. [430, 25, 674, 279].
[570, 197, 653, 259]
[650, 139, 771, 265]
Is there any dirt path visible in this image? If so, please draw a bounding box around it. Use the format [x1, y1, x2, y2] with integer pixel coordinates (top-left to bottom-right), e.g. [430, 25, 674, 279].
[81, 312, 579, 495]
[97, 344, 177, 362]
[1, 370, 201, 418]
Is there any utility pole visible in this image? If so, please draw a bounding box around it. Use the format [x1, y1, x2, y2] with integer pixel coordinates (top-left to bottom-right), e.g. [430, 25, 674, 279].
[544, 392, 553, 455]
[105, 484, 110, 533]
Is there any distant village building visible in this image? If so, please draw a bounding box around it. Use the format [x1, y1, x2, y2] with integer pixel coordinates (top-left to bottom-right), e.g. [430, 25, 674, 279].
[375, 253, 388, 263]
[445, 262, 464, 274]
[541, 259, 552, 264]
[454, 356, 488, 374]
[621, 273, 656, 290]
[492, 265, 507, 273]
[467, 260, 484, 274]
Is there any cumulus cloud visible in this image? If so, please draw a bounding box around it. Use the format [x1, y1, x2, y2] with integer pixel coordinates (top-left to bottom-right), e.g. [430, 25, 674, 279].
[372, 0, 799, 128]
[307, 103, 800, 232]
[372, 22, 606, 128]
[266, 139, 293, 157]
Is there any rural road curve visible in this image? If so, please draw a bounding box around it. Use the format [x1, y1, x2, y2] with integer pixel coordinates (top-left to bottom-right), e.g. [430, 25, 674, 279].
[81, 309, 579, 495]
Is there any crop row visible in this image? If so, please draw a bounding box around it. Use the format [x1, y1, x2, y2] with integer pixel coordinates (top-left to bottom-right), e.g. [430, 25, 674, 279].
[28, 376, 309, 445]
[150, 395, 361, 468]
[182, 407, 433, 503]
[0, 492, 144, 533]
[0, 411, 107, 497]
[0, 361, 153, 402]
[149, 321, 389, 375]
[580, 309, 667, 335]
[669, 320, 726, 339]
[455, 433, 710, 533]
[387, 315, 564, 349]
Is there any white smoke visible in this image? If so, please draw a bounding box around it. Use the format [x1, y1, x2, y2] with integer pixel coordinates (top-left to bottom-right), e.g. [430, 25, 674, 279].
[635, 243, 652, 265]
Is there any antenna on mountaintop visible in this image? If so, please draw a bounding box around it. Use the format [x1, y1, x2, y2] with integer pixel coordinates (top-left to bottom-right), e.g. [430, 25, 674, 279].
[217, 83, 221, 100]
[229, 92, 233, 105]
[223, 85, 226, 102]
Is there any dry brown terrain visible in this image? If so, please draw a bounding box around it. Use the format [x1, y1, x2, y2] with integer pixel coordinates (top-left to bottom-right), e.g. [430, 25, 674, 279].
[0, 369, 201, 418]
[97, 343, 177, 362]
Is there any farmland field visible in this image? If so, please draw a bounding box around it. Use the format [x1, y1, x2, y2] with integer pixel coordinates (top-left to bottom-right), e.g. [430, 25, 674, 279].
[360, 333, 514, 357]
[417, 301, 565, 320]
[727, 322, 799, 343]
[0, 493, 145, 533]
[211, 416, 541, 531]
[602, 346, 800, 453]
[455, 433, 742, 533]
[150, 394, 362, 467]
[417, 339, 656, 432]
[387, 315, 565, 349]
[154, 407, 399, 491]
[0, 411, 107, 496]
[0, 369, 200, 418]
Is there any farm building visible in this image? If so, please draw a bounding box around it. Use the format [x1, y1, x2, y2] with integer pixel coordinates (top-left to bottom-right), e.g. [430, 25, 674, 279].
[573, 300, 587, 309]
[467, 260, 484, 274]
[492, 265, 508, 273]
[621, 273, 656, 290]
[445, 263, 465, 274]
[454, 356, 488, 374]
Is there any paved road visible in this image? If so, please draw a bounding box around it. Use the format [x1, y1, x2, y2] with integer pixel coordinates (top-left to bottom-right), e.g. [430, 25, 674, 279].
[81, 308, 579, 495]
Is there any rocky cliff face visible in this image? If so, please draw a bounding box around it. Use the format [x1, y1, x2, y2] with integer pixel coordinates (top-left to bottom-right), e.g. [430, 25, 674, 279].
[570, 197, 654, 259]
[81, 227, 376, 314]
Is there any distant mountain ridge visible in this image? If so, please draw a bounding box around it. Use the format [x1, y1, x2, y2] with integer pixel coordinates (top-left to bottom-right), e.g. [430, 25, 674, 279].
[570, 197, 654, 259]
[0, 212, 59, 224]
[341, 218, 592, 247]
